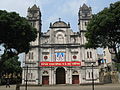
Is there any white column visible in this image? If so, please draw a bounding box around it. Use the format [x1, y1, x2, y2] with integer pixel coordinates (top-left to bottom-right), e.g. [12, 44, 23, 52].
[49, 68, 52, 85]
[39, 68, 42, 85]
[53, 70, 56, 85]
[66, 68, 68, 84]
[69, 68, 72, 84]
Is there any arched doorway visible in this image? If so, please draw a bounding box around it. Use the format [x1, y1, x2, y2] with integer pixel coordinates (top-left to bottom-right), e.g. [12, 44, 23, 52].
[56, 67, 65, 84]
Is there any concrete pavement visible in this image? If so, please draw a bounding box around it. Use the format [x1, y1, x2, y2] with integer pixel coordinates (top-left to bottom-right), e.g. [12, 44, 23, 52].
[0, 84, 120, 90]
[0, 85, 16, 90]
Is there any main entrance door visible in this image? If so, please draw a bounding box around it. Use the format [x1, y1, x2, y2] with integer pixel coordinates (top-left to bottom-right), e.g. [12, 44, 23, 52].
[56, 67, 65, 84]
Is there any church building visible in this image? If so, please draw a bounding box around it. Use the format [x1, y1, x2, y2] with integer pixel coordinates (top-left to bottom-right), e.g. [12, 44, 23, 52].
[22, 4, 99, 85]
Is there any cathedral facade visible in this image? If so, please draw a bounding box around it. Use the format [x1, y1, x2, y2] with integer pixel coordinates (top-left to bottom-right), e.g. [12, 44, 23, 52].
[22, 4, 99, 85]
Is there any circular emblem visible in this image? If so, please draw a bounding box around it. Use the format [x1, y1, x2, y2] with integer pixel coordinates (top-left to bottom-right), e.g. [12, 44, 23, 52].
[44, 56, 48, 60]
[73, 55, 77, 59]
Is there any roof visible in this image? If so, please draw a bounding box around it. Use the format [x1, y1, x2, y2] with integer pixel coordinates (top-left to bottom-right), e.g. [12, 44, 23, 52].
[28, 4, 40, 11]
[50, 19, 70, 28]
[80, 3, 91, 11]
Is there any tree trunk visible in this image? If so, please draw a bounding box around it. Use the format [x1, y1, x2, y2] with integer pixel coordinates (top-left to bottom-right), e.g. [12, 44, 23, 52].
[113, 47, 120, 63]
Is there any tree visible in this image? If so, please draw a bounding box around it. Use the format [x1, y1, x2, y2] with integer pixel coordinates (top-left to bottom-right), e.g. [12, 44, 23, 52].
[0, 10, 37, 58]
[0, 55, 22, 84]
[113, 51, 120, 71]
[85, 1, 120, 63]
[1, 55, 22, 74]
[0, 10, 37, 84]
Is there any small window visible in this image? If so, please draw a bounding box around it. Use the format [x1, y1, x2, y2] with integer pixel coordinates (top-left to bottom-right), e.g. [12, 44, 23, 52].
[87, 52, 89, 58]
[28, 52, 34, 59]
[74, 37, 76, 43]
[90, 52, 92, 58]
[85, 13, 87, 17]
[33, 22, 36, 27]
[30, 22, 36, 27]
[89, 72, 90, 78]
[91, 72, 93, 78]
[31, 52, 33, 59]
[85, 22, 87, 26]
[29, 52, 31, 59]
[27, 73, 30, 79]
[31, 73, 33, 79]
[31, 22, 33, 26]
[57, 35, 64, 44]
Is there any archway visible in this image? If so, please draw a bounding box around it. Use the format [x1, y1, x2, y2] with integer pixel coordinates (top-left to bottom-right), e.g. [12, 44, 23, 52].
[56, 67, 65, 84]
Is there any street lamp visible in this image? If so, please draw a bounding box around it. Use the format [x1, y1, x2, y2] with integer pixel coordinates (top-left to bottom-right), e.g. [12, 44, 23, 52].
[91, 63, 94, 90]
[25, 65, 28, 90]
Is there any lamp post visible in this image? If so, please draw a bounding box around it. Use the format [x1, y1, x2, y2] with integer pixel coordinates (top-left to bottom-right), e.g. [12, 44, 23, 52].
[25, 66, 28, 90]
[91, 63, 94, 90]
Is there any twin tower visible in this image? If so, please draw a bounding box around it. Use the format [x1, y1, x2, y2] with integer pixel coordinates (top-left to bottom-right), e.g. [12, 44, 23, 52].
[22, 4, 99, 85]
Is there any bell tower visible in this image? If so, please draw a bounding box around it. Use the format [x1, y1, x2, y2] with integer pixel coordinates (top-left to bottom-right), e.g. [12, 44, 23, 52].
[78, 3, 92, 31]
[27, 4, 42, 46]
[78, 4, 98, 82]
[78, 4, 92, 45]
[22, 4, 42, 85]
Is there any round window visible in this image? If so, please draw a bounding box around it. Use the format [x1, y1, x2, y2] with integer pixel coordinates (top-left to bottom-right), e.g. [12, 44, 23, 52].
[73, 55, 77, 59]
[44, 56, 48, 60]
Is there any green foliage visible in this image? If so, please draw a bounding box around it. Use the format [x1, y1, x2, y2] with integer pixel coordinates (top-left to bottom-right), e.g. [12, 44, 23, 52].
[1, 55, 22, 74]
[0, 10, 37, 55]
[85, 1, 120, 62]
[0, 55, 22, 84]
[114, 63, 120, 72]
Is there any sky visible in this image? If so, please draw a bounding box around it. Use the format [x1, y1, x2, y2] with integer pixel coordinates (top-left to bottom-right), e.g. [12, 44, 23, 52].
[0, 0, 119, 32]
[0, 0, 119, 62]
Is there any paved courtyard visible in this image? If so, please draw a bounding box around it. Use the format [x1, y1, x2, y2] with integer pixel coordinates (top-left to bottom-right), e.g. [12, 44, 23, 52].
[0, 84, 120, 90]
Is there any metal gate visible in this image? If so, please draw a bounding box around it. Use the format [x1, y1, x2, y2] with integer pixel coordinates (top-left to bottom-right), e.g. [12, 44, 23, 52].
[56, 67, 65, 84]
[72, 75, 79, 84]
[42, 76, 49, 85]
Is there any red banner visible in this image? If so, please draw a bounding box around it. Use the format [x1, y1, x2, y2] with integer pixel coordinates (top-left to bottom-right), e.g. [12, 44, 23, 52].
[40, 61, 81, 66]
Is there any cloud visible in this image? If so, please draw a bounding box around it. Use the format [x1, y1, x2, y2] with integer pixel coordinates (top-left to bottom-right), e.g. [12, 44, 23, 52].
[0, 0, 35, 16]
[53, 0, 88, 30]
[42, 14, 62, 32]
[41, 0, 88, 32]
[58, 0, 87, 16]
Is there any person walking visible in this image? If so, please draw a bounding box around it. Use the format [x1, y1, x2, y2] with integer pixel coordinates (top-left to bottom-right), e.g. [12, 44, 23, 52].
[6, 79, 10, 88]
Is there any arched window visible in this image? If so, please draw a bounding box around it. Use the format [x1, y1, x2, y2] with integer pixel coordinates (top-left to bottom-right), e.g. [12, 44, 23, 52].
[28, 52, 34, 59]
[90, 52, 92, 58]
[57, 34, 64, 44]
[89, 72, 90, 78]
[85, 22, 87, 26]
[29, 52, 31, 59]
[87, 52, 89, 58]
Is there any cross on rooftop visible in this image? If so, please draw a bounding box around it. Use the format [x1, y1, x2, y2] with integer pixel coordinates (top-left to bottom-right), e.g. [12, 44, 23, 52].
[59, 18, 61, 21]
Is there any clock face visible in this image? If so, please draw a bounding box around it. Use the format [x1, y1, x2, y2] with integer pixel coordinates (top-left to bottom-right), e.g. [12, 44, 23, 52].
[82, 10, 90, 17]
[85, 13, 87, 17]
[29, 11, 37, 18]
[29, 13, 33, 17]
[32, 13, 35, 17]
[82, 13, 88, 18]
[30, 13, 33, 17]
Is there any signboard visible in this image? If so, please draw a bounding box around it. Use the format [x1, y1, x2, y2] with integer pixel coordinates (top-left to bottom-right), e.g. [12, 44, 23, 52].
[40, 61, 81, 67]
[55, 53, 65, 61]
